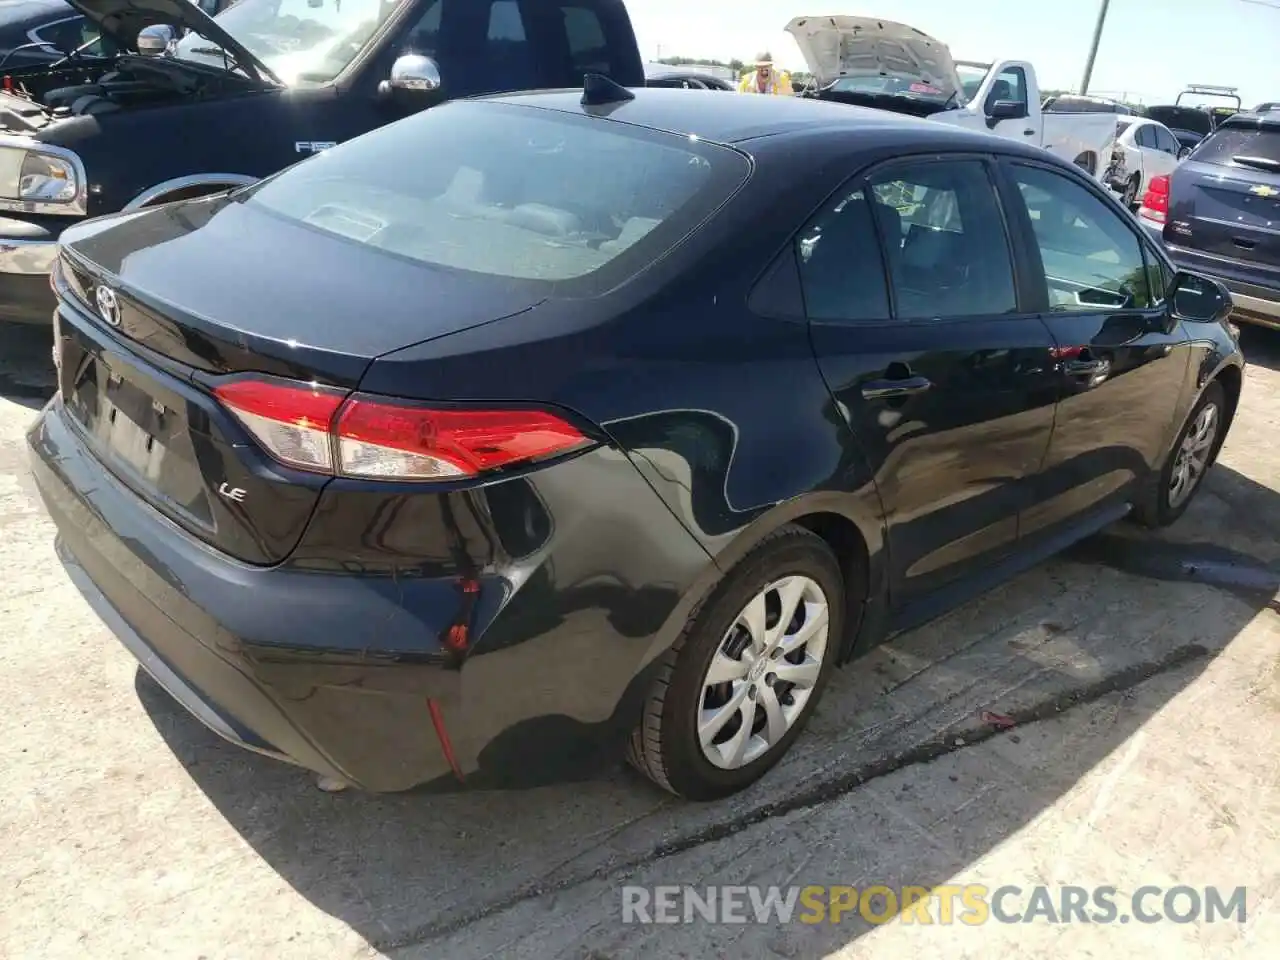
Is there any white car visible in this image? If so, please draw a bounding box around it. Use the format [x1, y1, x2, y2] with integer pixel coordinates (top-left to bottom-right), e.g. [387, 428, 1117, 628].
[1106, 116, 1187, 208]
[787, 15, 1118, 182]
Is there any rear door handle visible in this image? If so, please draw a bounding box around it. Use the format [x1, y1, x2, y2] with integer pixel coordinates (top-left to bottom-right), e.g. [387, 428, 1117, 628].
[861, 375, 932, 400]
[1023, 128, 1035, 136]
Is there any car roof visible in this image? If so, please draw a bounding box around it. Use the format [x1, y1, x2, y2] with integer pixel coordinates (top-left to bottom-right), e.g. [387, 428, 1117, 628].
[1217, 110, 1280, 130]
[482, 87, 1027, 152]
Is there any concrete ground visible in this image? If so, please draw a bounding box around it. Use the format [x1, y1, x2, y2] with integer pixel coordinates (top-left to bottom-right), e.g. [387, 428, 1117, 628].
[2, 323, 1278, 959]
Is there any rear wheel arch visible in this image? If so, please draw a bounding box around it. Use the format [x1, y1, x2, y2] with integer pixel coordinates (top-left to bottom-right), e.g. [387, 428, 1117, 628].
[125, 174, 258, 210]
[640, 497, 885, 672]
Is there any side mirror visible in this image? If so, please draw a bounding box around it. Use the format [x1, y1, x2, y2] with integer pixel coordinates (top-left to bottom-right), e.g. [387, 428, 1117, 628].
[378, 54, 443, 102]
[985, 99, 1026, 127]
[136, 24, 175, 57]
[1170, 270, 1233, 324]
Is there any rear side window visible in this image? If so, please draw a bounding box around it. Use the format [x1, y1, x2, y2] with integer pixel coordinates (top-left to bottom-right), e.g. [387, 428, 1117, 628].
[795, 188, 890, 322]
[868, 160, 1017, 319]
[244, 102, 747, 288]
[1190, 124, 1280, 167]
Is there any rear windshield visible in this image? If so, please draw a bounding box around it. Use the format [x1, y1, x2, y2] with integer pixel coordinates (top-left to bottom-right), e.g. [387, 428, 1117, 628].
[1190, 124, 1280, 166]
[241, 101, 748, 288]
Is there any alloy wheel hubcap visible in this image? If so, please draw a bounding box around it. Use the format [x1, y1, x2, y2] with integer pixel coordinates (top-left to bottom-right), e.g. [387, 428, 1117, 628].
[1168, 403, 1218, 509]
[697, 576, 830, 770]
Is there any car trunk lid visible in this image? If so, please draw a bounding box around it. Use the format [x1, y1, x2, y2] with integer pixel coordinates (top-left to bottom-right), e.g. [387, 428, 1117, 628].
[54, 198, 548, 566]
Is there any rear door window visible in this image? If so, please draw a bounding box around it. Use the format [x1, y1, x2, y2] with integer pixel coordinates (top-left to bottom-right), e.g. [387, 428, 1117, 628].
[868, 160, 1018, 319]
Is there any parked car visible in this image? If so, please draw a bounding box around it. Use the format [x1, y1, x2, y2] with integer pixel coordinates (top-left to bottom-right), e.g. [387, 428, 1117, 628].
[644, 62, 733, 90]
[29, 84, 1242, 800]
[787, 16, 1117, 181]
[1107, 116, 1186, 208]
[0, 0, 105, 68]
[1255, 102, 1280, 114]
[1139, 110, 1280, 330]
[1143, 104, 1213, 150]
[0, 0, 645, 325]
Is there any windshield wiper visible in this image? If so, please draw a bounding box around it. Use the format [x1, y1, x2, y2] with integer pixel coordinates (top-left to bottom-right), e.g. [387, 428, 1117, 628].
[185, 45, 283, 86]
[1232, 155, 1280, 172]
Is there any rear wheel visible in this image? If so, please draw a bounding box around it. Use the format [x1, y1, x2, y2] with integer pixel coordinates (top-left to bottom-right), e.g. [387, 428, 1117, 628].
[1134, 381, 1225, 527]
[626, 525, 845, 800]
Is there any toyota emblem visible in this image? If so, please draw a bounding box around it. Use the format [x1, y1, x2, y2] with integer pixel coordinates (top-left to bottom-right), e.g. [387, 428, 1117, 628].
[95, 284, 121, 328]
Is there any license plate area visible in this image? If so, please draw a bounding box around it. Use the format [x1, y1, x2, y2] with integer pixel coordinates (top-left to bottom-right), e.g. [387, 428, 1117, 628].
[60, 325, 214, 527]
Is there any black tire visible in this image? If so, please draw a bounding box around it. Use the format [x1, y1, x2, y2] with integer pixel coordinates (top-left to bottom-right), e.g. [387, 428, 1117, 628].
[626, 524, 846, 801]
[1133, 381, 1226, 528]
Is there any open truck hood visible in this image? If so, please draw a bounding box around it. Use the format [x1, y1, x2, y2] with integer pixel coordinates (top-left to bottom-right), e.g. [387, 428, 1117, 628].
[786, 15, 961, 98]
[66, 0, 280, 84]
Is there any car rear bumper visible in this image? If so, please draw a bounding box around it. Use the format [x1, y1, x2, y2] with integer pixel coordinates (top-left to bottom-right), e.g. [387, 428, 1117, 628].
[1160, 240, 1280, 329]
[27, 396, 711, 791]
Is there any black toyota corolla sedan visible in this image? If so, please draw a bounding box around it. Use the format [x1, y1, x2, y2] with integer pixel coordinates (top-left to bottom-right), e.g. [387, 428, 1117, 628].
[28, 82, 1244, 802]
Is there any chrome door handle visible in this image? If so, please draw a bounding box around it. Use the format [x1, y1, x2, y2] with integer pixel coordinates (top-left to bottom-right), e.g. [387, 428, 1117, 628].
[860, 375, 933, 400]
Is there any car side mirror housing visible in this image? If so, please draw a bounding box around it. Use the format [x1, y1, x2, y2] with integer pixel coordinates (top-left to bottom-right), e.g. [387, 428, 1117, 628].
[136, 24, 176, 57]
[985, 99, 1026, 127]
[1169, 270, 1233, 324]
[378, 54, 444, 104]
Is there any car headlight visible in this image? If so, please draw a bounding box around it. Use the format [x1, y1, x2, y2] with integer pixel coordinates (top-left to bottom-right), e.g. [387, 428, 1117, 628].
[0, 143, 82, 209]
[18, 151, 78, 202]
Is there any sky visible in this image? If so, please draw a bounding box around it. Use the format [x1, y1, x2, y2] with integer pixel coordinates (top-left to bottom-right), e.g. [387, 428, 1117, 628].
[631, 0, 1280, 108]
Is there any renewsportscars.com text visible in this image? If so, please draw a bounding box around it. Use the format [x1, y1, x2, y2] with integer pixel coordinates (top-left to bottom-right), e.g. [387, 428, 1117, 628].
[621, 884, 1248, 926]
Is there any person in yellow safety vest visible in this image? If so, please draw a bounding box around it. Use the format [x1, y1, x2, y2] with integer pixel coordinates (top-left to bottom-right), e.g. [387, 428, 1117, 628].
[738, 53, 793, 95]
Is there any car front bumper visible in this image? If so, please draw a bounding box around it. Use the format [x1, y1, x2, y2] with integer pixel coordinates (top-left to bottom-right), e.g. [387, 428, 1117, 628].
[27, 394, 710, 791]
[0, 215, 61, 324]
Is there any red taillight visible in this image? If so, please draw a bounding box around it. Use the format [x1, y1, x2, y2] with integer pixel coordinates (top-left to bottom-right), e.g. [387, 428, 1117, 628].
[336, 400, 588, 480]
[214, 379, 346, 472]
[214, 378, 589, 481]
[1138, 174, 1170, 223]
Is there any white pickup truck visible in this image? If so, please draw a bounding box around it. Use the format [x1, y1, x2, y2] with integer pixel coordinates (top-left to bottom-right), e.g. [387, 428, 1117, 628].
[787, 16, 1117, 181]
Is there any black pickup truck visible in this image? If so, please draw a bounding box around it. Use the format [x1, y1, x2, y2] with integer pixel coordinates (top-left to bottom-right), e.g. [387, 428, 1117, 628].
[0, 0, 644, 324]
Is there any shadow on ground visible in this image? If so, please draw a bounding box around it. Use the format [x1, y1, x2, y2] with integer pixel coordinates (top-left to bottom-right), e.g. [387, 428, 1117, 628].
[135, 462, 1279, 956]
[0, 324, 55, 411]
[1239, 325, 1280, 372]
